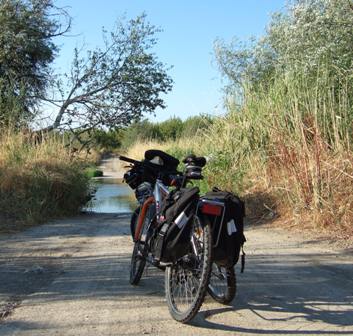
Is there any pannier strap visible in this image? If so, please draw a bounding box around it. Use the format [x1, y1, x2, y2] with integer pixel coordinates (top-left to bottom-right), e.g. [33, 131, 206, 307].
[241, 245, 246, 273]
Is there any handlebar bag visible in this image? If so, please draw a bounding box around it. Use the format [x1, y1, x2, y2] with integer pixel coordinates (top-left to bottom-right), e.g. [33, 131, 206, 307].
[152, 187, 199, 262]
[124, 155, 178, 190]
[145, 149, 180, 172]
[123, 161, 162, 189]
[202, 189, 246, 268]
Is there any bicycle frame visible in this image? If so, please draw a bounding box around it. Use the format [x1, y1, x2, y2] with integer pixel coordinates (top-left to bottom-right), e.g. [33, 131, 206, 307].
[133, 178, 170, 242]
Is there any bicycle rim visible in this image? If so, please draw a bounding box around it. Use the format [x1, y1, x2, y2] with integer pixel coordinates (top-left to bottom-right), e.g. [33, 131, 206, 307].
[165, 216, 212, 323]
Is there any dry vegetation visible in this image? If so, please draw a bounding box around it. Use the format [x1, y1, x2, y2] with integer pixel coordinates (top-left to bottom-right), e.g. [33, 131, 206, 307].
[126, 70, 353, 240]
[0, 131, 90, 230]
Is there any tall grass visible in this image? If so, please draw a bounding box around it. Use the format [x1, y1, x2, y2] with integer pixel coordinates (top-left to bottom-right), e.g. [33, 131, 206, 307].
[204, 68, 353, 236]
[126, 68, 353, 238]
[126, 140, 168, 160]
[0, 131, 90, 230]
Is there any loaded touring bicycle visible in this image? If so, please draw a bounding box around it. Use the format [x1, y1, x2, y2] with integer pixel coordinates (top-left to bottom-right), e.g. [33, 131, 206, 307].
[119, 150, 245, 323]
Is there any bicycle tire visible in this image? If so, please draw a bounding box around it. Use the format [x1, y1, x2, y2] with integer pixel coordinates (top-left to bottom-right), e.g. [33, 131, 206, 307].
[129, 241, 146, 285]
[130, 207, 140, 240]
[129, 205, 152, 285]
[165, 215, 212, 323]
[207, 264, 236, 305]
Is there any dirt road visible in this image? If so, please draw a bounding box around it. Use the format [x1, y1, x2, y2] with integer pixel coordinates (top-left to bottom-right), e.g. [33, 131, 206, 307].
[0, 213, 352, 335]
[98, 156, 125, 179]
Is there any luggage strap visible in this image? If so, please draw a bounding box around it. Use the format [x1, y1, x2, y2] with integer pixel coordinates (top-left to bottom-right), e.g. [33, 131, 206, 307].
[241, 245, 246, 273]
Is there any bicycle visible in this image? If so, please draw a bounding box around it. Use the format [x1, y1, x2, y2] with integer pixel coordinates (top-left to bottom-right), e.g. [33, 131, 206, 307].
[120, 150, 213, 322]
[120, 150, 244, 321]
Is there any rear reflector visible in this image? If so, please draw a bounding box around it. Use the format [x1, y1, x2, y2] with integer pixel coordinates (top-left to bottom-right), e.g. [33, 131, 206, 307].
[201, 203, 222, 216]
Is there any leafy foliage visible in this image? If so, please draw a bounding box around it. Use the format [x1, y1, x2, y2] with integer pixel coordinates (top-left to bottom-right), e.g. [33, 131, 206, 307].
[92, 129, 122, 152]
[215, 0, 353, 91]
[48, 14, 173, 149]
[0, 0, 70, 128]
[120, 115, 213, 149]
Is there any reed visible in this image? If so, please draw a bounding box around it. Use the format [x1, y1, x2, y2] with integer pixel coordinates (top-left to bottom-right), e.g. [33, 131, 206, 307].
[126, 67, 353, 238]
[202, 67, 353, 236]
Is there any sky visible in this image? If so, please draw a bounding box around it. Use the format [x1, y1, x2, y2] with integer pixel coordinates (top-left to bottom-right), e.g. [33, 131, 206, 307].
[53, 0, 285, 122]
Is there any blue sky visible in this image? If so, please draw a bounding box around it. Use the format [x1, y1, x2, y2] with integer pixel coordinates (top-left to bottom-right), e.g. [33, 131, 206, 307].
[53, 0, 285, 122]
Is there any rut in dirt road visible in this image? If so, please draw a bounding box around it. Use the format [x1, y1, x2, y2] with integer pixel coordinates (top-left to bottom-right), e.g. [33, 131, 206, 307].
[0, 214, 353, 335]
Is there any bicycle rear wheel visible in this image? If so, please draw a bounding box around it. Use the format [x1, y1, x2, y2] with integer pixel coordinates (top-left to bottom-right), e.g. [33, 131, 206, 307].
[165, 215, 212, 323]
[207, 264, 236, 304]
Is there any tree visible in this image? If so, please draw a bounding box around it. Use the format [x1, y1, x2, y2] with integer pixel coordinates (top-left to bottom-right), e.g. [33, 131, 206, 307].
[92, 128, 122, 152]
[182, 115, 213, 137]
[158, 117, 183, 141]
[120, 119, 162, 149]
[215, 0, 353, 93]
[44, 14, 173, 149]
[0, 0, 70, 128]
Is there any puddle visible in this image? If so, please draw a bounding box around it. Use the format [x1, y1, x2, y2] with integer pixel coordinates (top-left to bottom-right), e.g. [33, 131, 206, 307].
[84, 178, 137, 213]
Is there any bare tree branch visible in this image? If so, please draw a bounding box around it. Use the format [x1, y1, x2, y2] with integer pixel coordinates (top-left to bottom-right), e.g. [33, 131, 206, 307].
[42, 14, 173, 147]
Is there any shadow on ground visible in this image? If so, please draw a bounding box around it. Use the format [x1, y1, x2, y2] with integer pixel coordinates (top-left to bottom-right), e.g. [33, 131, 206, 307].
[1, 213, 353, 335]
[193, 252, 353, 334]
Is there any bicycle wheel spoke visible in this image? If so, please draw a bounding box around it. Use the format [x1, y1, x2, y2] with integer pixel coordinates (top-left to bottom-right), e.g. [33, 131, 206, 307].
[165, 215, 213, 322]
[207, 263, 236, 304]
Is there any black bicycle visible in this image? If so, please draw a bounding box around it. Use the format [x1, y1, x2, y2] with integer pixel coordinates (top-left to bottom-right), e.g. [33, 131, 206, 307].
[120, 150, 213, 322]
[120, 150, 244, 322]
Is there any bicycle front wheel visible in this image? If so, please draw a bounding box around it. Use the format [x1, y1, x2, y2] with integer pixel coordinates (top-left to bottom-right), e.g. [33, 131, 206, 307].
[129, 204, 153, 285]
[165, 215, 212, 323]
[130, 240, 146, 285]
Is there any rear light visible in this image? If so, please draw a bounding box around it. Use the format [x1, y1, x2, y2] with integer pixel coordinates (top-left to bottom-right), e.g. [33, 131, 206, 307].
[201, 203, 222, 216]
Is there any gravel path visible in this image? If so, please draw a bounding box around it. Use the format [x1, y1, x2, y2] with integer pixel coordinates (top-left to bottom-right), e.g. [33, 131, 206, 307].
[0, 213, 352, 335]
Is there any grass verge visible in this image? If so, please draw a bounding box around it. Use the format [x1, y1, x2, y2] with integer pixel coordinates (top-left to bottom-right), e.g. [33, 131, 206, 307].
[0, 131, 91, 231]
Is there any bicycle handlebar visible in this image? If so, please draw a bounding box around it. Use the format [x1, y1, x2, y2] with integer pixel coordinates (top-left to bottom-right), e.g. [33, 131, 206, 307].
[118, 154, 173, 172]
[118, 155, 142, 165]
[119, 154, 194, 188]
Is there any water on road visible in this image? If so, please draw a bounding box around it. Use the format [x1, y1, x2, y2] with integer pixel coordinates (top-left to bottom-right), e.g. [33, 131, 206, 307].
[84, 178, 136, 213]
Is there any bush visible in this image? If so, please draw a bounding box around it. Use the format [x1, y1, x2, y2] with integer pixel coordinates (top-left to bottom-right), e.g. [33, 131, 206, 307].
[120, 120, 162, 149]
[158, 117, 184, 140]
[92, 129, 122, 153]
[120, 115, 213, 151]
[181, 115, 213, 138]
[85, 167, 104, 178]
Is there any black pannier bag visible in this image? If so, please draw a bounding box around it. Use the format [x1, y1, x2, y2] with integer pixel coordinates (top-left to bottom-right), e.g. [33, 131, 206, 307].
[152, 187, 199, 263]
[201, 189, 246, 269]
